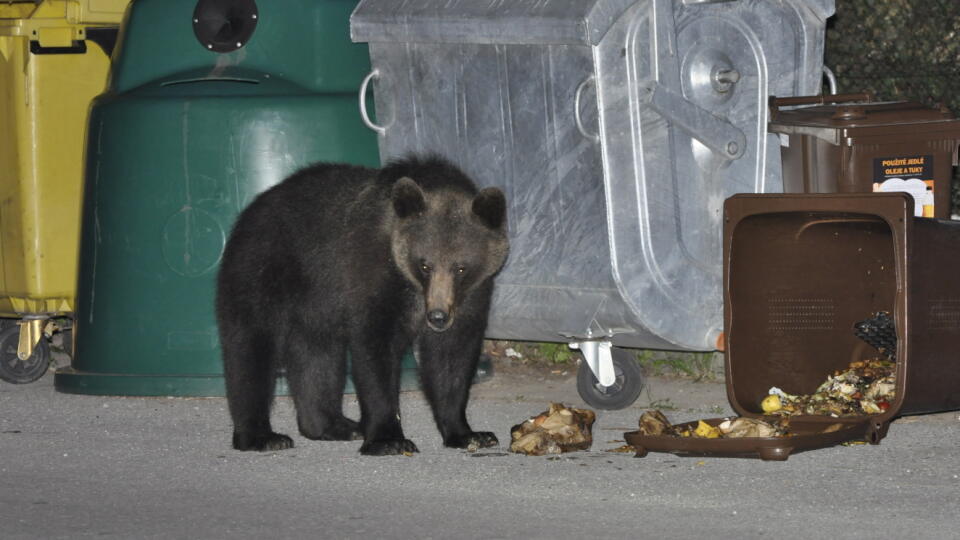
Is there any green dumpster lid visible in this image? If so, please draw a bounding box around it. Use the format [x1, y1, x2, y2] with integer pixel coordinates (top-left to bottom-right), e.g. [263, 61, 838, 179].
[110, 0, 369, 94]
[124, 66, 316, 98]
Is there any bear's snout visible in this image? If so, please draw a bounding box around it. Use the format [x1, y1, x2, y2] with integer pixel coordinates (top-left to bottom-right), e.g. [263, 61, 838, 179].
[426, 309, 452, 332]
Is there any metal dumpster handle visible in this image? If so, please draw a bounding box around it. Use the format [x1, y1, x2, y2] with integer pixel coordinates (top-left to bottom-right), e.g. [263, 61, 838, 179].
[822, 65, 838, 95]
[640, 81, 746, 160]
[359, 69, 387, 135]
[574, 76, 600, 142]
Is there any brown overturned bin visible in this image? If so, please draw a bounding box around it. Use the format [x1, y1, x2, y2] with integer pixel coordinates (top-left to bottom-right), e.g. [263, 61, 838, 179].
[626, 192, 960, 460]
[769, 94, 960, 219]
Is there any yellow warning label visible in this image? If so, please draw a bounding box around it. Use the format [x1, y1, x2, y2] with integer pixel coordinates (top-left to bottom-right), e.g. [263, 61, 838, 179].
[879, 156, 929, 177]
[873, 154, 934, 217]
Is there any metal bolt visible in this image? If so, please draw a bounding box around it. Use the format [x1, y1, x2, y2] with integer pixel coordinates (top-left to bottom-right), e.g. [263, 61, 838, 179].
[713, 68, 741, 93]
[715, 68, 740, 84]
[727, 141, 739, 155]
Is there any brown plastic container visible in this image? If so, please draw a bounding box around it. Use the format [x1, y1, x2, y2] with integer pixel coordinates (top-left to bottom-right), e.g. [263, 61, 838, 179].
[769, 94, 960, 219]
[626, 193, 960, 460]
[625, 418, 867, 461]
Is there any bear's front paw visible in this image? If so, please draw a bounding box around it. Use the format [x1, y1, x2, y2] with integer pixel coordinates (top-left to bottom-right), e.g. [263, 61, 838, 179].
[360, 438, 419, 456]
[445, 431, 499, 449]
[232, 431, 294, 452]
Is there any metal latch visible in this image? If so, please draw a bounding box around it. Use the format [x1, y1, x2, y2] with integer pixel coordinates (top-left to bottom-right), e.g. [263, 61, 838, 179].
[638, 80, 747, 160]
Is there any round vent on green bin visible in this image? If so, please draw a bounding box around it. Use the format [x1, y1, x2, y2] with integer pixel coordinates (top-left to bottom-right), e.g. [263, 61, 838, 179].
[192, 0, 258, 53]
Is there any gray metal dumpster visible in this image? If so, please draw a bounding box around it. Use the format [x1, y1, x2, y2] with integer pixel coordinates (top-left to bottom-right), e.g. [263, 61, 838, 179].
[351, 0, 834, 407]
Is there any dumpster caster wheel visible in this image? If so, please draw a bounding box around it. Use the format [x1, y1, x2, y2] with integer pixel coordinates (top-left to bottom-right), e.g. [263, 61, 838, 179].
[576, 347, 643, 410]
[0, 326, 51, 384]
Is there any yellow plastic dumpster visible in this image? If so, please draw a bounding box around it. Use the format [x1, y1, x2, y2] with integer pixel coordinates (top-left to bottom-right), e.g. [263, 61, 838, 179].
[0, 0, 128, 383]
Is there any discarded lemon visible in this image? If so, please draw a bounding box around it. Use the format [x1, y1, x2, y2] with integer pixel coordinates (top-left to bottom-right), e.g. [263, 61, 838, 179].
[761, 394, 782, 413]
[694, 420, 721, 439]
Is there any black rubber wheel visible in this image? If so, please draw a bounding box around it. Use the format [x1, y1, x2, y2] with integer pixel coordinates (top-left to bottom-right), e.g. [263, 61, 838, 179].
[0, 325, 51, 384]
[576, 347, 644, 410]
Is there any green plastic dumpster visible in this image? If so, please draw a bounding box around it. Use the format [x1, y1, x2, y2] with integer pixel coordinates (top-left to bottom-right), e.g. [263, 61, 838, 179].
[55, 0, 385, 396]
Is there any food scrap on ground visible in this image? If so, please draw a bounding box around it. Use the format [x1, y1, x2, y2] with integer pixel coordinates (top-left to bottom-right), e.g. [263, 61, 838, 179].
[763, 357, 895, 417]
[509, 402, 596, 456]
[605, 444, 635, 453]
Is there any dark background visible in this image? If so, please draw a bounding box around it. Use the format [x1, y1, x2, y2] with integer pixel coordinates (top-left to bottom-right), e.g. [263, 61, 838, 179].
[825, 0, 960, 214]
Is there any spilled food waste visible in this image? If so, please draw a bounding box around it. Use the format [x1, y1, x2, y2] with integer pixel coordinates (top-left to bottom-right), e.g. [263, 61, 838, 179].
[630, 357, 895, 442]
[636, 410, 790, 439]
[763, 357, 896, 417]
[509, 402, 596, 456]
[619, 314, 899, 457]
[764, 312, 896, 418]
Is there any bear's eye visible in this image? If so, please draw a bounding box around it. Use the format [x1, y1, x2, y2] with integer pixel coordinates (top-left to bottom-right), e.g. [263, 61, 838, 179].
[456, 266, 466, 274]
[419, 262, 431, 274]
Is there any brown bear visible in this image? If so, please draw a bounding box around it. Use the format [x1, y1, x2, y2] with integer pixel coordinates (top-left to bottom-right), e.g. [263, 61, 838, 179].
[216, 155, 508, 455]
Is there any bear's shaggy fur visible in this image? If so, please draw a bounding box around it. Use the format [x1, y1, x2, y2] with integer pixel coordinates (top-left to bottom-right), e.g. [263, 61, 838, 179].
[216, 156, 508, 455]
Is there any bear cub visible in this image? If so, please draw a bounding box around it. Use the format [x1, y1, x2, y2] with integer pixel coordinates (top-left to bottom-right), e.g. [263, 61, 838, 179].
[216, 155, 509, 456]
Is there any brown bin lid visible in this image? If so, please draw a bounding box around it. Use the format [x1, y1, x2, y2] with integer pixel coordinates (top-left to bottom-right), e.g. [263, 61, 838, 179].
[773, 100, 954, 127]
[769, 96, 960, 144]
[624, 417, 880, 461]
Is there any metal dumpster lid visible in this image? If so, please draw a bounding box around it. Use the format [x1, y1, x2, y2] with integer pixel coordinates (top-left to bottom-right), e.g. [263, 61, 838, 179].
[350, 0, 637, 46]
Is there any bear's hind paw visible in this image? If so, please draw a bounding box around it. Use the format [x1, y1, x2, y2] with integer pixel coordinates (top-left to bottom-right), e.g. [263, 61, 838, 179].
[445, 431, 499, 449]
[299, 417, 362, 441]
[360, 438, 419, 456]
[232, 432, 295, 452]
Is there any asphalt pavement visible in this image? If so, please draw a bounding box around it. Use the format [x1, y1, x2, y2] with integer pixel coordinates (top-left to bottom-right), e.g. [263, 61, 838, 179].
[2, 365, 959, 539]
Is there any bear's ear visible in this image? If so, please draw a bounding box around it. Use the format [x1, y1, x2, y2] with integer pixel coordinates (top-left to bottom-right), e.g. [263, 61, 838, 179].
[392, 177, 426, 219]
[472, 187, 506, 230]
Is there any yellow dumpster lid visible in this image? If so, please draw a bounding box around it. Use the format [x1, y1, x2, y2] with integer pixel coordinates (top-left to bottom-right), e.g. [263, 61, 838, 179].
[0, 0, 127, 27]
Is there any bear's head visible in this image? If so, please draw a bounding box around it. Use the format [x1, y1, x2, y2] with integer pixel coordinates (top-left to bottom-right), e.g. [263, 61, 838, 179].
[390, 176, 508, 332]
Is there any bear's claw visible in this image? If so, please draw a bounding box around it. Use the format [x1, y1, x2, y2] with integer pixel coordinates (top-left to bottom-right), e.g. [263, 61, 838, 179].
[446, 431, 499, 449]
[232, 432, 295, 452]
[299, 417, 362, 441]
[360, 438, 419, 456]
